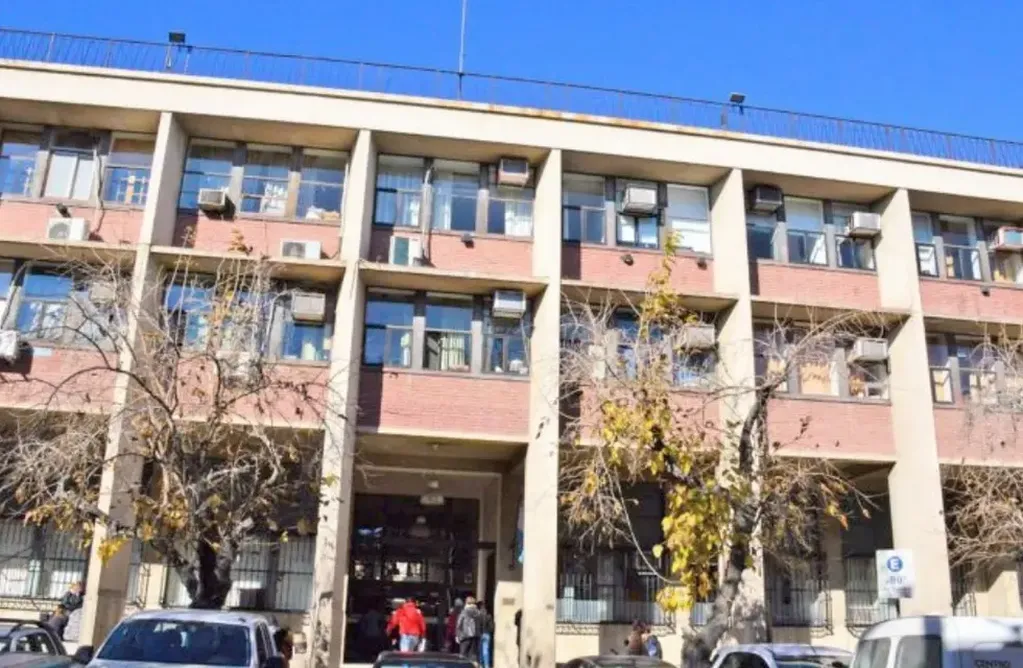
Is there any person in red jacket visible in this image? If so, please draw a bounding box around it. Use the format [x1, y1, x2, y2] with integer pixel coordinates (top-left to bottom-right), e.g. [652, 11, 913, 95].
[386, 598, 427, 652]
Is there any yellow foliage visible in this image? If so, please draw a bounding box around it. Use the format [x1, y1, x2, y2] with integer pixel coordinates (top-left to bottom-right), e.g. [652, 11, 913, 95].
[98, 535, 131, 563]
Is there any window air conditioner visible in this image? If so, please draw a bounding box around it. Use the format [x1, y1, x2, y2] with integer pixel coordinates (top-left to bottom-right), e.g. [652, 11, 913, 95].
[88, 281, 117, 304]
[848, 337, 888, 363]
[389, 236, 424, 266]
[679, 323, 717, 350]
[748, 185, 784, 214]
[280, 240, 322, 260]
[993, 226, 1023, 251]
[46, 217, 89, 242]
[621, 184, 659, 215]
[492, 290, 527, 319]
[848, 212, 882, 238]
[291, 292, 326, 323]
[197, 188, 229, 213]
[497, 157, 531, 187]
[0, 330, 21, 362]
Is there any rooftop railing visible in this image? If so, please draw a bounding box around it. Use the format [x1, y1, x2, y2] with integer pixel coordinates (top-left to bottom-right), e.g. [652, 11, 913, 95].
[3, 27, 1023, 170]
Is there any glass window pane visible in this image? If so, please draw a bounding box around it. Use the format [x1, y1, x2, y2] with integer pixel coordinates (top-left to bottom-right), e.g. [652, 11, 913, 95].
[425, 301, 472, 331]
[244, 149, 291, 179]
[584, 209, 606, 243]
[186, 143, 234, 175]
[784, 197, 824, 231]
[671, 219, 711, 253]
[562, 208, 581, 241]
[618, 215, 637, 244]
[563, 173, 604, 207]
[109, 138, 155, 167]
[70, 154, 95, 200]
[24, 270, 73, 298]
[51, 130, 94, 151]
[638, 217, 659, 248]
[0, 131, 41, 197]
[282, 321, 325, 361]
[912, 213, 934, 243]
[366, 298, 414, 327]
[1, 131, 41, 159]
[666, 185, 708, 220]
[44, 152, 76, 198]
[301, 152, 345, 183]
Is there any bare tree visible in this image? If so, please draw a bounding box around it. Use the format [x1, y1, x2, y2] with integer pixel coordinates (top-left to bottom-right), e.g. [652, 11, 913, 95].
[0, 239, 345, 608]
[558, 250, 877, 668]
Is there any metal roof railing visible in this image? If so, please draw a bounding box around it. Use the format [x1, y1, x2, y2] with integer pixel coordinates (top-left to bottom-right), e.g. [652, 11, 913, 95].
[2, 27, 1023, 170]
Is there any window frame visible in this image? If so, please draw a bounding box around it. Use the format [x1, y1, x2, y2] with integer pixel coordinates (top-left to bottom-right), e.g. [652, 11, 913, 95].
[179, 138, 235, 211]
[783, 196, 827, 266]
[373, 155, 426, 228]
[0, 127, 43, 197]
[423, 294, 474, 373]
[486, 164, 534, 237]
[430, 159, 480, 233]
[296, 148, 347, 222]
[43, 129, 100, 202]
[240, 143, 292, 217]
[562, 172, 607, 244]
[102, 132, 156, 207]
[483, 299, 532, 376]
[666, 183, 712, 255]
[362, 291, 416, 368]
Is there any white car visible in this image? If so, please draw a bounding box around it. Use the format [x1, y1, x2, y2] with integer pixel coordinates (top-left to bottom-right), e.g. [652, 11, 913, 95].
[72, 609, 284, 668]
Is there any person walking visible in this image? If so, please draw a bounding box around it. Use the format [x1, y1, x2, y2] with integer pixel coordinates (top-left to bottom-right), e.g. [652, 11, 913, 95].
[272, 628, 294, 668]
[445, 599, 463, 653]
[625, 620, 647, 656]
[478, 601, 494, 668]
[455, 596, 483, 662]
[386, 597, 427, 652]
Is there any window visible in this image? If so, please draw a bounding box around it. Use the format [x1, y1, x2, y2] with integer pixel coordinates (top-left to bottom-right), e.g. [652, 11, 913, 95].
[667, 184, 711, 254]
[16, 268, 76, 342]
[424, 296, 472, 372]
[746, 212, 777, 260]
[297, 150, 345, 221]
[0, 130, 41, 196]
[165, 282, 212, 348]
[44, 130, 97, 201]
[562, 173, 606, 243]
[754, 327, 789, 392]
[851, 639, 890, 668]
[912, 212, 938, 277]
[103, 136, 155, 206]
[556, 547, 668, 625]
[431, 160, 478, 232]
[484, 300, 530, 375]
[984, 220, 1023, 285]
[957, 339, 996, 404]
[784, 197, 826, 265]
[927, 336, 954, 404]
[893, 636, 942, 668]
[940, 215, 981, 281]
[281, 295, 328, 362]
[613, 310, 640, 379]
[674, 350, 715, 387]
[374, 156, 424, 227]
[0, 261, 13, 326]
[0, 520, 87, 599]
[849, 358, 889, 399]
[363, 293, 414, 367]
[487, 165, 533, 236]
[765, 555, 829, 627]
[241, 146, 290, 216]
[98, 619, 252, 666]
[179, 141, 234, 210]
[832, 203, 875, 271]
[616, 180, 659, 249]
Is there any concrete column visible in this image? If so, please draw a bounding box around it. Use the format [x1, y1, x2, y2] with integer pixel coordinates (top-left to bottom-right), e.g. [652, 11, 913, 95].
[710, 168, 765, 639]
[308, 129, 375, 668]
[495, 469, 524, 668]
[520, 149, 562, 667]
[873, 188, 952, 614]
[983, 562, 1023, 616]
[80, 112, 187, 645]
[821, 520, 848, 633]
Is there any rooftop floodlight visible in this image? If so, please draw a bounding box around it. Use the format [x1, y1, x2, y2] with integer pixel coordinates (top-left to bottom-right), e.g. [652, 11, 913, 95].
[729, 92, 746, 105]
[168, 31, 186, 44]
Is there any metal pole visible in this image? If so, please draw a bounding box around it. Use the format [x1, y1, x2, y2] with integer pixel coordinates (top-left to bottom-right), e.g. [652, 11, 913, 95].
[457, 0, 467, 99]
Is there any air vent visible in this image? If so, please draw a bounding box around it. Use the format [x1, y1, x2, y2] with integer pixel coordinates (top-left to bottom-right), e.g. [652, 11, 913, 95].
[497, 158, 530, 187]
[280, 240, 322, 260]
[492, 290, 527, 319]
[47, 218, 88, 242]
[848, 212, 882, 237]
[621, 184, 659, 215]
[197, 188, 229, 212]
[389, 236, 424, 266]
[291, 292, 326, 323]
[678, 323, 716, 350]
[994, 226, 1023, 251]
[848, 337, 888, 363]
[748, 185, 783, 213]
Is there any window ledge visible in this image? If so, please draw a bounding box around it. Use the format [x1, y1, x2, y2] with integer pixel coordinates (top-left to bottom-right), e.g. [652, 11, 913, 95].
[918, 275, 985, 287]
[555, 621, 675, 634]
[273, 358, 331, 368]
[177, 208, 342, 227]
[430, 229, 534, 244]
[566, 242, 713, 259]
[772, 393, 891, 407]
[0, 194, 142, 210]
[753, 259, 877, 276]
[24, 340, 118, 356]
[362, 365, 530, 382]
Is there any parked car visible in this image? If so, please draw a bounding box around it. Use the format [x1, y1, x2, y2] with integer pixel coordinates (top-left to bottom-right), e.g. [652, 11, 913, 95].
[0, 620, 72, 668]
[372, 651, 477, 668]
[710, 644, 852, 668]
[852, 615, 1023, 668]
[71, 609, 284, 668]
[563, 657, 674, 668]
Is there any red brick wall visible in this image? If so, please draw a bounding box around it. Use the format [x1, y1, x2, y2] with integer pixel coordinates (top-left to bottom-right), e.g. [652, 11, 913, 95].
[934, 405, 1023, 463]
[562, 245, 714, 293]
[920, 278, 1023, 322]
[0, 347, 118, 410]
[0, 200, 143, 245]
[768, 396, 895, 459]
[175, 213, 341, 258]
[358, 368, 530, 440]
[367, 228, 532, 276]
[752, 262, 881, 311]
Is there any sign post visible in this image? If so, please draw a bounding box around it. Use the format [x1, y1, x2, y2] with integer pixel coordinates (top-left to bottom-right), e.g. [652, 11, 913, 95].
[876, 549, 915, 600]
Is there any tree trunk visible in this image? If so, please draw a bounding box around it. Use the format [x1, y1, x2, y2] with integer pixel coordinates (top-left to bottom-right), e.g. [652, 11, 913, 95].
[182, 539, 234, 609]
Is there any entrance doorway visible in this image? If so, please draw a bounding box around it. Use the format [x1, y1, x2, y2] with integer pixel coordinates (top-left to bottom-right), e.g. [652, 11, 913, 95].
[345, 493, 481, 662]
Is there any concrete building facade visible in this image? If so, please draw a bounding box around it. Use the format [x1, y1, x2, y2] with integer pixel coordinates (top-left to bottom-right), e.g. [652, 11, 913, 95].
[1, 30, 1023, 667]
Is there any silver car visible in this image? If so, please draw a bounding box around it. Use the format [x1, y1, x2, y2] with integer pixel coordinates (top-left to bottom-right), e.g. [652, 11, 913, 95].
[72, 610, 284, 668]
[710, 644, 852, 668]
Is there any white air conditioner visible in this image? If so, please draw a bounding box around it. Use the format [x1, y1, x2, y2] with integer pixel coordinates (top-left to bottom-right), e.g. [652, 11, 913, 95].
[47, 217, 88, 242]
[197, 188, 229, 212]
[621, 184, 659, 215]
[218, 351, 258, 384]
[492, 290, 527, 319]
[291, 292, 326, 322]
[748, 185, 784, 213]
[993, 226, 1023, 251]
[88, 281, 117, 304]
[389, 236, 424, 266]
[848, 212, 882, 238]
[679, 323, 717, 350]
[280, 240, 322, 260]
[497, 157, 530, 187]
[848, 337, 888, 363]
[0, 330, 21, 362]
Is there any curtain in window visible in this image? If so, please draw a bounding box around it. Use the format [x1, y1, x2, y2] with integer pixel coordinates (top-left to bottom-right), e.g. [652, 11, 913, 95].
[260, 181, 288, 215]
[440, 333, 467, 371]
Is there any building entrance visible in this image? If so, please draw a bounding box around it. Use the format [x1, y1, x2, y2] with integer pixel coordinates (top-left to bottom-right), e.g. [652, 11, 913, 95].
[344, 493, 482, 663]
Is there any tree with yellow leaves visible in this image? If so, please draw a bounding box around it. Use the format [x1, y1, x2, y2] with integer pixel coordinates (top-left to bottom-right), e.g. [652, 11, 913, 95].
[559, 241, 877, 667]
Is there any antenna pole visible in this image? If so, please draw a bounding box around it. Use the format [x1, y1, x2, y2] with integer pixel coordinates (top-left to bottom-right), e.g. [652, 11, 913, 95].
[457, 0, 467, 99]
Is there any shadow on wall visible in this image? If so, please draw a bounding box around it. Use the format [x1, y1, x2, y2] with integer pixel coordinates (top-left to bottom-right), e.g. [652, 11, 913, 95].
[562, 244, 582, 281]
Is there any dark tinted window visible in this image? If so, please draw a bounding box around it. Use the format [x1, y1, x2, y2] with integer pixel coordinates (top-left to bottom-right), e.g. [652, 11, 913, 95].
[894, 636, 941, 668]
[852, 638, 891, 668]
[97, 619, 251, 666]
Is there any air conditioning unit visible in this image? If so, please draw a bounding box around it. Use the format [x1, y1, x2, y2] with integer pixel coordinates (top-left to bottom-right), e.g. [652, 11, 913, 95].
[848, 212, 882, 237]
[679, 323, 717, 350]
[46, 217, 88, 242]
[88, 281, 117, 304]
[497, 157, 530, 187]
[492, 290, 527, 319]
[621, 184, 659, 215]
[197, 188, 229, 213]
[217, 351, 258, 384]
[291, 292, 326, 322]
[848, 337, 888, 363]
[993, 226, 1023, 251]
[280, 240, 322, 260]
[0, 330, 21, 362]
[389, 236, 424, 266]
[748, 185, 783, 213]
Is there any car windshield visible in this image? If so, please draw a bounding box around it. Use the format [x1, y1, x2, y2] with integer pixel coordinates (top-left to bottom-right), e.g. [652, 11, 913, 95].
[777, 659, 851, 668]
[97, 619, 250, 666]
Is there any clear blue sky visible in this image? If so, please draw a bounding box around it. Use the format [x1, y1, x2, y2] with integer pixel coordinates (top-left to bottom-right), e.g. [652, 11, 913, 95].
[3, 0, 1021, 140]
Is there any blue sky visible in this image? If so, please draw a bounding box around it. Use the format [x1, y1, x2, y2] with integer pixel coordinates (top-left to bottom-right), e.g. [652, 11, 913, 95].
[3, 0, 1021, 140]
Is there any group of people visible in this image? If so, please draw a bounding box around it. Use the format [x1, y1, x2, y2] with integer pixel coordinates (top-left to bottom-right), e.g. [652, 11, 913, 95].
[383, 595, 494, 667]
[45, 581, 84, 641]
[625, 620, 663, 659]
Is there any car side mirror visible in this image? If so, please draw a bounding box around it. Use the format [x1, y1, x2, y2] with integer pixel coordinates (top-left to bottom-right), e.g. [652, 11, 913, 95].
[264, 656, 285, 668]
[72, 646, 94, 664]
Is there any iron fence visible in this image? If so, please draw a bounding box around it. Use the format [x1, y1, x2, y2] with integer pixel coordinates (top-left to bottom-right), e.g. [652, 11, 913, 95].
[2, 28, 1023, 169]
[0, 520, 88, 601]
[765, 558, 831, 628]
[844, 557, 898, 627]
[951, 565, 976, 616]
[557, 548, 672, 626]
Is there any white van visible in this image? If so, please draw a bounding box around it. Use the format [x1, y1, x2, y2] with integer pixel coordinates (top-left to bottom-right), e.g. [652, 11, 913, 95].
[853, 616, 1023, 668]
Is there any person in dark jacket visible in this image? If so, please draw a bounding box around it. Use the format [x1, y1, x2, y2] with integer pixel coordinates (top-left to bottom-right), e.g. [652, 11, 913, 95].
[478, 602, 494, 668]
[455, 596, 483, 661]
[60, 581, 84, 613]
[46, 605, 69, 640]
